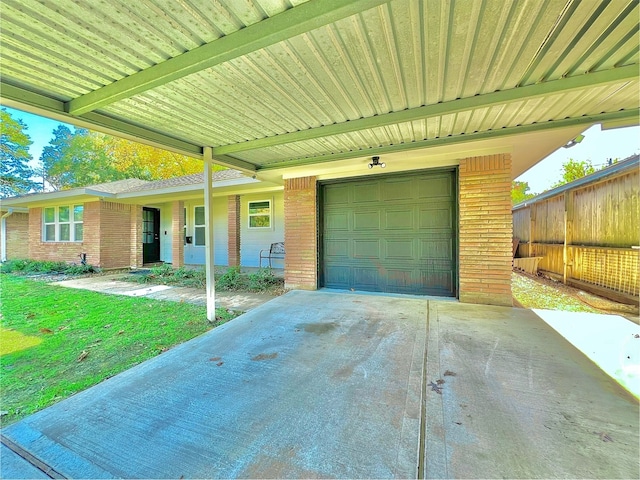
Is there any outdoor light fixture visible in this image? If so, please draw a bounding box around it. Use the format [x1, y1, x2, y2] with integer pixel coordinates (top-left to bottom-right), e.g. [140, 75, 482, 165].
[562, 134, 585, 149]
[368, 156, 386, 169]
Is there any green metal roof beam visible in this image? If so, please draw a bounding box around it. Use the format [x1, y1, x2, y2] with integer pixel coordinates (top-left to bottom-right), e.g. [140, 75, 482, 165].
[213, 65, 639, 155]
[258, 109, 640, 170]
[1, 82, 257, 172]
[0, 82, 202, 156]
[66, 0, 391, 116]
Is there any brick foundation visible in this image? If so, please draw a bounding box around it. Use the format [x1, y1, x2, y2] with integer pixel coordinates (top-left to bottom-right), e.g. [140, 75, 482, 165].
[284, 176, 317, 290]
[458, 154, 513, 306]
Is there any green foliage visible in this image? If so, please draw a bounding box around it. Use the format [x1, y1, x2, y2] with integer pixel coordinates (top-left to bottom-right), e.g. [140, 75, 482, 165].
[216, 266, 244, 291]
[0, 108, 36, 197]
[1, 259, 95, 275]
[47, 128, 126, 189]
[126, 265, 283, 293]
[511, 180, 536, 205]
[553, 158, 596, 188]
[134, 265, 206, 288]
[39, 125, 74, 191]
[247, 268, 280, 292]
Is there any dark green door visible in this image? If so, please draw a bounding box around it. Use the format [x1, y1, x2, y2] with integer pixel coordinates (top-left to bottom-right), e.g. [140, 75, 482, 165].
[322, 170, 456, 296]
[143, 207, 161, 264]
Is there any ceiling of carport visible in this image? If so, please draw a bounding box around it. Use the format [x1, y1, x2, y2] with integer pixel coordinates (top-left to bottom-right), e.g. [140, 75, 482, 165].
[0, 0, 638, 178]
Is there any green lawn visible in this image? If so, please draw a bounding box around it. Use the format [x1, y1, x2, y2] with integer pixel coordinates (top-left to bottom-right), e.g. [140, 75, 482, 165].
[0, 275, 236, 426]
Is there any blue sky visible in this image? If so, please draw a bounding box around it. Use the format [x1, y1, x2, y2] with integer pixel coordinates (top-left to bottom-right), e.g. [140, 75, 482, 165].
[4, 106, 640, 194]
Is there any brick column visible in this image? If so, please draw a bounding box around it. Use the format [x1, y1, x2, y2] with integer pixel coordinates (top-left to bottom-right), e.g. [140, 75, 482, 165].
[130, 205, 143, 268]
[171, 201, 184, 267]
[227, 195, 241, 267]
[459, 154, 513, 306]
[284, 176, 317, 290]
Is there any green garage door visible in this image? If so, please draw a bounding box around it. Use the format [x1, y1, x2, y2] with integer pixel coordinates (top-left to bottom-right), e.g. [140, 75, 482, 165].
[322, 170, 456, 296]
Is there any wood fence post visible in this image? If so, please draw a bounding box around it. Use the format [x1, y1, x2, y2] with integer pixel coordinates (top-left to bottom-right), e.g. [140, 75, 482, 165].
[563, 191, 574, 284]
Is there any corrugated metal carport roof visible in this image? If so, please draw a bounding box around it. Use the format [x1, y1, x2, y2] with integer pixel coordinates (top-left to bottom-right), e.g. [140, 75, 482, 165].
[1, 0, 638, 177]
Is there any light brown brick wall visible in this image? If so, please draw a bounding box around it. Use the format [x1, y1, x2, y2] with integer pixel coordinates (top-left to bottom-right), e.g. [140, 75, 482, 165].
[284, 176, 317, 290]
[228, 195, 240, 266]
[458, 154, 513, 306]
[130, 205, 143, 268]
[98, 201, 134, 269]
[28, 205, 99, 265]
[171, 201, 184, 267]
[2, 212, 29, 259]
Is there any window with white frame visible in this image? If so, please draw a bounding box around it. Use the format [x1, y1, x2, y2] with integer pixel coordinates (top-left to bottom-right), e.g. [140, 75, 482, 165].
[43, 205, 83, 242]
[248, 200, 271, 229]
[194, 206, 205, 246]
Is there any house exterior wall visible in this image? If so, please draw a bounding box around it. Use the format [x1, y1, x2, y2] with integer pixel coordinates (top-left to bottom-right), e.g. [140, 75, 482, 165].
[458, 154, 513, 306]
[228, 195, 240, 267]
[171, 201, 184, 268]
[156, 203, 173, 263]
[2, 212, 29, 260]
[28, 204, 100, 266]
[240, 191, 285, 268]
[284, 177, 317, 290]
[130, 205, 143, 268]
[98, 201, 135, 269]
[183, 197, 227, 265]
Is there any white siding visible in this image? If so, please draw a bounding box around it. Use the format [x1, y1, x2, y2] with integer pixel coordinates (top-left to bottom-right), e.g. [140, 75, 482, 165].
[240, 191, 285, 268]
[183, 197, 228, 266]
[158, 202, 173, 263]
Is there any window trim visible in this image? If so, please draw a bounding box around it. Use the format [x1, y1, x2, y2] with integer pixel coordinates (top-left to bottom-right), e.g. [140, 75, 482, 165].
[248, 199, 272, 230]
[43, 204, 84, 242]
[193, 205, 206, 247]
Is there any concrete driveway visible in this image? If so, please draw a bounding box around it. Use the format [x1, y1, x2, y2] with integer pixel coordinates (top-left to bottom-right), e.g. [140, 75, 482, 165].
[2, 291, 638, 479]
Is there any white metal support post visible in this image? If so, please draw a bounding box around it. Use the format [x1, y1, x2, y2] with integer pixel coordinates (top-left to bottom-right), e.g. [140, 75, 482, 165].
[203, 147, 216, 321]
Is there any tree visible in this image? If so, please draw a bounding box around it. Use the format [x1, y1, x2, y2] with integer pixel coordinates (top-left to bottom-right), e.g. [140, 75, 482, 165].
[48, 129, 124, 188]
[103, 136, 205, 180]
[0, 108, 36, 197]
[553, 158, 596, 188]
[511, 180, 536, 205]
[40, 124, 74, 191]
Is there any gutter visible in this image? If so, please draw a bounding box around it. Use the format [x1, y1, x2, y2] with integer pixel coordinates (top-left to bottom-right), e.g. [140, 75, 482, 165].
[1, 208, 14, 262]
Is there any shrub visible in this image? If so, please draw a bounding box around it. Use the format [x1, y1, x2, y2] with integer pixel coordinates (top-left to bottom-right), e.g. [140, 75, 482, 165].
[1, 259, 97, 276]
[247, 268, 280, 292]
[216, 267, 245, 291]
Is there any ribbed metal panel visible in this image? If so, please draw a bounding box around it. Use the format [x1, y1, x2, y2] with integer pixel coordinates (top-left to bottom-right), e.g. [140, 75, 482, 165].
[0, 0, 637, 167]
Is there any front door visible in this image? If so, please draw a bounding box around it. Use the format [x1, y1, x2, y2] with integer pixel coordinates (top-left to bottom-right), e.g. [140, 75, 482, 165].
[142, 207, 161, 264]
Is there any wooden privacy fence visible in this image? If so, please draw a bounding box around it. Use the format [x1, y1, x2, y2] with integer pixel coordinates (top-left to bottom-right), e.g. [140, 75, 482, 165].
[513, 155, 639, 303]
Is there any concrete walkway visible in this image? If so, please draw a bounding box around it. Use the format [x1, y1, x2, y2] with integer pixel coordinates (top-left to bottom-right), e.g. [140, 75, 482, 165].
[2, 291, 638, 479]
[51, 274, 277, 311]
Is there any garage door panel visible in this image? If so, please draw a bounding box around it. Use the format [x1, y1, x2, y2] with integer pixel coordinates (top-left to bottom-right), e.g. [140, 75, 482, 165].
[420, 270, 453, 294]
[419, 207, 453, 229]
[417, 175, 453, 198]
[325, 211, 350, 231]
[325, 265, 351, 288]
[385, 239, 416, 260]
[382, 178, 414, 201]
[324, 184, 351, 205]
[353, 239, 380, 259]
[385, 209, 414, 230]
[385, 268, 416, 290]
[353, 183, 380, 203]
[353, 211, 380, 231]
[420, 239, 453, 260]
[353, 267, 382, 290]
[325, 239, 349, 258]
[322, 170, 456, 296]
